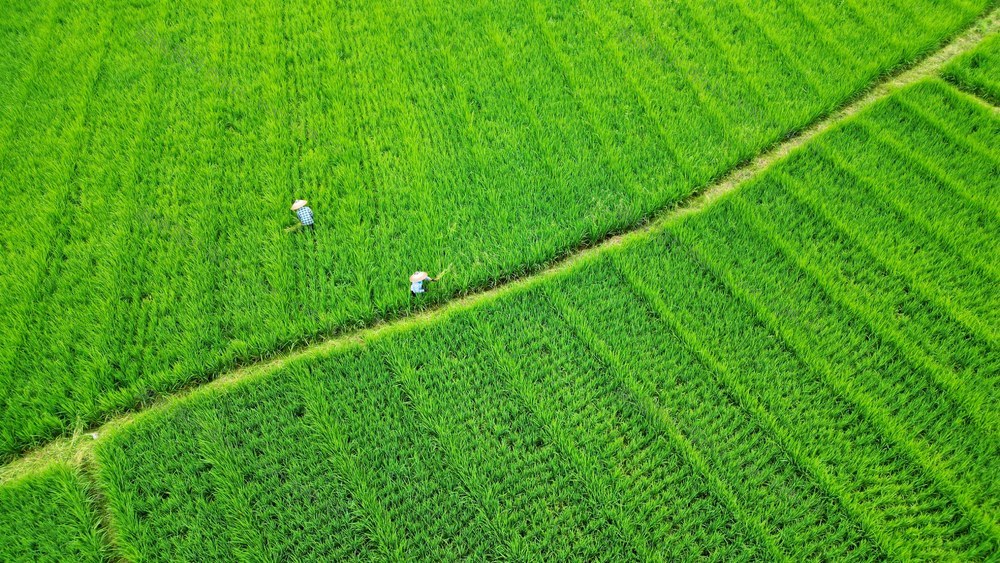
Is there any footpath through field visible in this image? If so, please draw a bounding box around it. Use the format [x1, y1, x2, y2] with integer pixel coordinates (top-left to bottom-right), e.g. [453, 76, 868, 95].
[2, 5, 998, 492]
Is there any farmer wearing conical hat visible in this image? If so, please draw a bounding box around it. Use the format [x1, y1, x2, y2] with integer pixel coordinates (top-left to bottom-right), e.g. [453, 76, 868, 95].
[409, 265, 452, 296]
[410, 271, 437, 296]
[291, 199, 314, 229]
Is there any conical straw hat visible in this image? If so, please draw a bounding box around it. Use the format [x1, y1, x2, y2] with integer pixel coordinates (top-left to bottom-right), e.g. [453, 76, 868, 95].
[409, 271, 429, 283]
[291, 199, 308, 211]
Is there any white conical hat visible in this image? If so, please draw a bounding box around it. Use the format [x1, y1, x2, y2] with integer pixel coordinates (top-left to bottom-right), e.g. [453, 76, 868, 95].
[409, 271, 429, 283]
[291, 199, 308, 211]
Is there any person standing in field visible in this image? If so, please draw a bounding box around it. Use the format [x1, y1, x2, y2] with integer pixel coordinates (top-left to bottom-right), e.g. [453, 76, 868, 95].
[410, 271, 437, 296]
[291, 199, 315, 229]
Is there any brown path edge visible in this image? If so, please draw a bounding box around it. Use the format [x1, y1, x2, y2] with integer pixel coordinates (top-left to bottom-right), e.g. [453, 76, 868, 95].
[2, 3, 998, 492]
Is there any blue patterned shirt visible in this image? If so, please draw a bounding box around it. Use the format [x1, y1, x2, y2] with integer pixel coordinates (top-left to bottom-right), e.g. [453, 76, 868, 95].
[295, 206, 314, 226]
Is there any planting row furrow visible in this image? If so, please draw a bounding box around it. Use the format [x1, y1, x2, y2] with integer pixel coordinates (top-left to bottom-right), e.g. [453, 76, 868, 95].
[796, 0, 902, 72]
[379, 315, 630, 560]
[738, 172, 997, 437]
[194, 416, 272, 560]
[907, 79, 1000, 157]
[0, 1, 114, 456]
[895, 92, 1000, 167]
[476, 291, 770, 560]
[623, 225, 995, 559]
[644, 0, 784, 150]
[485, 12, 644, 249]
[579, 0, 730, 185]
[943, 31, 1000, 105]
[101, 376, 368, 560]
[815, 123, 999, 281]
[469, 310, 654, 560]
[743, 0, 862, 102]
[866, 117, 997, 224]
[757, 164, 998, 422]
[669, 205, 1000, 541]
[610, 254, 896, 560]
[91, 0, 231, 418]
[383, 352, 530, 560]
[529, 0, 689, 204]
[295, 353, 485, 561]
[692, 0, 821, 125]
[546, 265, 882, 559]
[860, 99, 1000, 213]
[782, 142, 997, 344]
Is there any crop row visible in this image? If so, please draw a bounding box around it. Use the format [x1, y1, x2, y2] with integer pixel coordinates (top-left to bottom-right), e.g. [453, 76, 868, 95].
[1, 0, 993, 459]
[69, 79, 1000, 560]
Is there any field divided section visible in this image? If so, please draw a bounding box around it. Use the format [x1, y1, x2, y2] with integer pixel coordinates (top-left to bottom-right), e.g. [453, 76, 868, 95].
[943, 30, 1000, 103]
[1, 0, 996, 459]
[86, 79, 1000, 560]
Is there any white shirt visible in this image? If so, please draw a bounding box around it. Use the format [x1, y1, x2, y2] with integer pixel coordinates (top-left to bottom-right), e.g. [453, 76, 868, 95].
[411, 280, 425, 293]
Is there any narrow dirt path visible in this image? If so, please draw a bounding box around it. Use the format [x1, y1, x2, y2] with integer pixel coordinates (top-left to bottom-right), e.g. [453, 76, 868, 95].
[2, 6, 998, 489]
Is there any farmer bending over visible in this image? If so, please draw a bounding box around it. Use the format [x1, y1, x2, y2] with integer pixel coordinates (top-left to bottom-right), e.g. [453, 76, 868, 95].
[410, 271, 437, 296]
[291, 199, 315, 229]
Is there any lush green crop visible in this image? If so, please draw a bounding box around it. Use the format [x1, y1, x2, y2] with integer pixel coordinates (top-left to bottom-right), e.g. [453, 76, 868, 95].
[93, 79, 1000, 560]
[943, 31, 1000, 103]
[0, 0, 991, 460]
[0, 464, 106, 562]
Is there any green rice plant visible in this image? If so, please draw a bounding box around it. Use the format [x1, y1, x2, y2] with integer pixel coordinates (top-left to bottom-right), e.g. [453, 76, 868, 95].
[541, 268, 882, 559]
[0, 464, 106, 562]
[815, 120, 999, 279]
[670, 190, 999, 532]
[856, 94, 1000, 215]
[615, 224, 997, 560]
[1, 0, 994, 460]
[469, 294, 771, 559]
[943, 31, 1000, 104]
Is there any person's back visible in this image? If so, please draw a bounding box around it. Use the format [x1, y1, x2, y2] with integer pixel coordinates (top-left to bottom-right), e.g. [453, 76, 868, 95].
[296, 205, 314, 227]
[410, 279, 425, 294]
[410, 271, 432, 295]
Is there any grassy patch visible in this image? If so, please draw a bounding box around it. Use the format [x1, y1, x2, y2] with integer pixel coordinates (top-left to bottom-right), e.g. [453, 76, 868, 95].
[0, 464, 106, 562]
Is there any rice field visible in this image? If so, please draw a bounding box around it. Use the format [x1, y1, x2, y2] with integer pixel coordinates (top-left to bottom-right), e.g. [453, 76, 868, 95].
[0, 0, 993, 460]
[67, 78, 997, 560]
[943, 31, 1000, 102]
